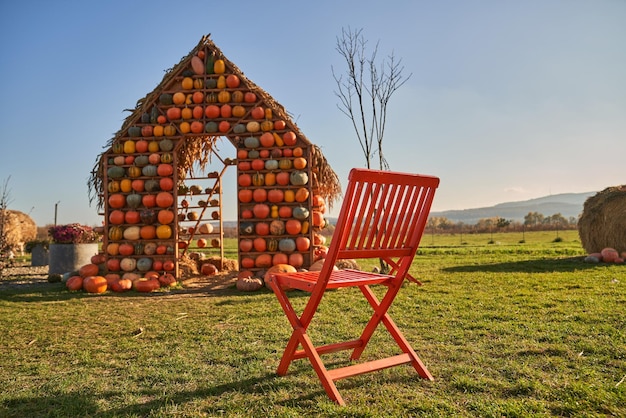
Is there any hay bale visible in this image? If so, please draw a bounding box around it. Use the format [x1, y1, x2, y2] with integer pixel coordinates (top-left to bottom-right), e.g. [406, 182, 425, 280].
[0, 210, 36, 252]
[578, 185, 626, 254]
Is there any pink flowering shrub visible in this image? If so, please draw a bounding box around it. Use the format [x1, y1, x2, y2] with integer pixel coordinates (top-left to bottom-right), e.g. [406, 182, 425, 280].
[48, 223, 100, 244]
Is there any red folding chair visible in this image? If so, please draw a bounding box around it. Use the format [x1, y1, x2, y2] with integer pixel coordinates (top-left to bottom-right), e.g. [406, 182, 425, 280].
[267, 168, 440, 405]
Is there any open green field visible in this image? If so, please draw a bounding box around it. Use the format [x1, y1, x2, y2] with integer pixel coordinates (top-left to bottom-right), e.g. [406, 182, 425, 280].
[1, 231, 625, 417]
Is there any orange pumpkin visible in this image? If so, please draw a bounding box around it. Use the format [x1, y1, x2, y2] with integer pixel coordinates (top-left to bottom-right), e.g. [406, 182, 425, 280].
[110, 278, 132, 292]
[265, 264, 297, 290]
[79, 263, 99, 278]
[159, 177, 174, 191]
[285, 219, 302, 235]
[312, 211, 325, 228]
[295, 236, 311, 252]
[255, 253, 272, 268]
[295, 187, 310, 202]
[253, 237, 267, 252]
[218, 120, 230, 133]
[66, 276, 83, 291]
[134, 277, 160, 293]
[276, 172, 290, 186]
[83, 276, 108, 294]
[238, 189, 253, 203]
[232, 105, 246, 117]
[288, 253, 304, 268]
[157, 164, 174, 177]
[166, 107, 182, 121]
[190, 121, 204, 133]
[267, 189, 284, 203]
[106, 243, 120, 256]
[238, 173, 252, 187]
[156, 192, 174, 208]
[252, 188, 267, 203]
[259, 132, 274, 147]
[255, 222, 270, 236]
[158, 210, 175, 224]
[140, 225, 157, 240]
[125, 210, 141, 224]
[293, 157, 307, 170]
[205, 105, 220, 118]
[109, 210, 125, 225]
[278, 206, 292, 218]
[142, 194, 157, 208]
[283, 131, 297, 146]
[226, 74, 240, 88]
[108, 194, 126, 209]
[220, 104, 232, 118]
[241, 257, 255, 269]
[159, 273, 177, 287]
[239, 239, 254, 252]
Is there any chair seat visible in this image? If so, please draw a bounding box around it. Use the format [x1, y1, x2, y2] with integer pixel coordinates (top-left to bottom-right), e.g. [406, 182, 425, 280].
[274, 268, 395, 292]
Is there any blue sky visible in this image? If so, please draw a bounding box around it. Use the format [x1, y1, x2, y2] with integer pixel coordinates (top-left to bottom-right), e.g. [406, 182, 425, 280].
[1, 0, 624, 226]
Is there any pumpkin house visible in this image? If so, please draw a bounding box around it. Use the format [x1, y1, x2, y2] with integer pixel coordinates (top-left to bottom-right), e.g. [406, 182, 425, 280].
[89, 34, 340, 279]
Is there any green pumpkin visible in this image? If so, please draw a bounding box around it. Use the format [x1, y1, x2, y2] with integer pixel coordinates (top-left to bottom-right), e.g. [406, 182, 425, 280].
[144, 179, 160, 192]
[141, 112, 150, 123]
[279, 238, 296, 253]
[142, 165, 158, 177]
[205, 53, 215, 74]
[244, 137, 260, 149]
[128, 126, 142, 137]
[159, 94, 173, 105]
[290, 171, 309, 186]
[107, 166, 125, 179]
[134, 243, 145, 255]
[159, 139, 174, 152]
[134, 155, 149, 167]
[126, 193, 142, 209]
[233, 124, 246, 134]
[137, 257, 153, 272]
[293, 206, 310, 220]
[205, 121, 218, 133]
[112, 142, 124, 154]
[150, 107, 159, 124]
[267, 239, 278, 252]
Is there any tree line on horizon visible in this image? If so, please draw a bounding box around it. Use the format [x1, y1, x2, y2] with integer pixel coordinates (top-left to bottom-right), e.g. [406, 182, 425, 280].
[427, 211, 577, 235]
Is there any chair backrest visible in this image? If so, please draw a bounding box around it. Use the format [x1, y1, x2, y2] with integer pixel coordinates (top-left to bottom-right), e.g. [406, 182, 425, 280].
[322, 168, 440, 277]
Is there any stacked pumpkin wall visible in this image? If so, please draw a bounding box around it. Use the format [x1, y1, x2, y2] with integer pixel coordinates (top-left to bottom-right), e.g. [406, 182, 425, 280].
[101, 38, 330, 279]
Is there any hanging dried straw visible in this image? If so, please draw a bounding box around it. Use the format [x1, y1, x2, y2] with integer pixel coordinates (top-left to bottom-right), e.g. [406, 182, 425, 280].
[578, 185, 626, 254]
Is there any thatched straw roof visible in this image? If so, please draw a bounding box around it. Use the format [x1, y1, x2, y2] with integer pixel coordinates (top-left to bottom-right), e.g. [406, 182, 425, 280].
[88, 34, 340, 211]
[578, 185, 626, 254]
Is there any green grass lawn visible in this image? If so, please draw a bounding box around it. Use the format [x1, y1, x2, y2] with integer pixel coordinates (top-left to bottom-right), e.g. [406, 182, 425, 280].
[1, 231, 624, 417]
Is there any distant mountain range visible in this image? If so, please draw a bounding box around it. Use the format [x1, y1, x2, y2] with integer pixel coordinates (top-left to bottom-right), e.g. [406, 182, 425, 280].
[430, 191, 597, 224]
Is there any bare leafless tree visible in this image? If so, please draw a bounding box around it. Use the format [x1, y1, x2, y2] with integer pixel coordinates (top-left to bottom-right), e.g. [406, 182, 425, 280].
[332, 27, 411, 170]
[0, 176, 13, 271]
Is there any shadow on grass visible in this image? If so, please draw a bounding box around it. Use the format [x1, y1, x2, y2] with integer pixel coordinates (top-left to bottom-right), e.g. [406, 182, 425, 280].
[443, 256, 605, 273]
[0, 370, 329, 417]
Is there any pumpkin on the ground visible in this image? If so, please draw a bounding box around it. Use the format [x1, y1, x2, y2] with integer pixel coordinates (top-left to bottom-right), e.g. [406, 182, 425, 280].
[83, 276, 108, 294]
[264, 264, 297, 290]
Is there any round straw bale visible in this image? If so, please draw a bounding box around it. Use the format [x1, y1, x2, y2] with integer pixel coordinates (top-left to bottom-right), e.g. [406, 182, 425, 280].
[1, 210, 36, 251]
[578, 185, 626, 254]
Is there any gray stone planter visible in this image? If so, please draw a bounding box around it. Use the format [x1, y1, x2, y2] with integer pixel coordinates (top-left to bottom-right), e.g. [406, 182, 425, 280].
[48, 243, 99, 275]
[31, 245, 49, 266]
